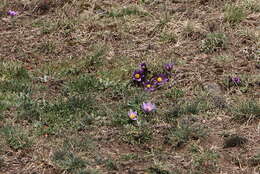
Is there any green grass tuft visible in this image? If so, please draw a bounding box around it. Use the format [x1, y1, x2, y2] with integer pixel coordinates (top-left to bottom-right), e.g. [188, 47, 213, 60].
[66, 75, 104, 94]
[201, 33, 227, 53]
[232, 100, 260, 122]
[121, 124, 152, 144]
[165, 97, 210, 122]
[63, 136, 96, 153]
[164, 87, 184, 99]
[1, 126, 32, 150]
[104, 159, 118, 171]
[164, 123, 207, 148]
[108, 7, 148, 17]
[243, 0, 260, 12]
[191, 149, 219, 173]
[37, 41, 56, 55]
[52, 150, 87, 172]
[17, 94, 41, 122]
[224, 4, 246, 25]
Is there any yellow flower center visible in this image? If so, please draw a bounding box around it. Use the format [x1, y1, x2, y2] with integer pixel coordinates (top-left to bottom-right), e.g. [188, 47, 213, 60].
[157, 77, 162, 82]
[129, 113, 137, 119]
[135, 74, 140, 79]
[146, 84, 151, 88]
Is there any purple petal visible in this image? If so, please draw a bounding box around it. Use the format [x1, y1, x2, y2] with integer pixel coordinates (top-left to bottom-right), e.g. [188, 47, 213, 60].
[7, 10, 17, 16]
[164, 63, 173, 71]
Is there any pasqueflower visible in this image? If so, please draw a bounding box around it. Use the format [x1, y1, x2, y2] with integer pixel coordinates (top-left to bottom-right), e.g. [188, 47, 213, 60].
[141, 102, 156, 113]
[128, 109, 138, 120]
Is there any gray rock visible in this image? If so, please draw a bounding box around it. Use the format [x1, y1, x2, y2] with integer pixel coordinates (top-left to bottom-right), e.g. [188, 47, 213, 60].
[203, 82, 223, 96]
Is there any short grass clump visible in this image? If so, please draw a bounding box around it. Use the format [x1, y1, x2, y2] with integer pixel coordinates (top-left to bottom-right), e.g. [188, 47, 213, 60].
[84, 47, 106, 71]
[1, 126, 32, 150]
[164, 122, 207, 148]
[243, 0, 260, 12]
[0, 80, 31, 94]
[42, 95, 95, 127]
[213, 54, 234, 64]
[52, 150, 87, 172]
[0, 66, 31, 94]
[37, 41, 56, 55]
[108, 6, 148, 17]
[120, 153, 139, 161]
[160, 32, 177, 43]
[164, 87, 184, 99]
[66, 75, 104, 94]
[224, 4, 246, 25]
[16, 94, 41, 122]
[232, 99, 260, 122]
[104, 159, 118, 171]
[165, 97, 210, 122]
[17, 93, 97, 135]
[121, 124, 152, 145]
[62, 136, 96, 153]
[105, 82, 131, 101]
[201, 33, 227, 53]
[31, 19, 57, 35]
[0, 93, 16, 115]
[190, 149, 219, 173]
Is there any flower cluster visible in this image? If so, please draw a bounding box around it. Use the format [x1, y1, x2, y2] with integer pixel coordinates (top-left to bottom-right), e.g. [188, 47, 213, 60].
[128, 102, 156, 121]
[132, 62, 174, 91]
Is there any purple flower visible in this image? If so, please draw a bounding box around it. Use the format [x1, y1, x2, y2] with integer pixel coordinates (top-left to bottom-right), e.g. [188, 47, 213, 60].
[143, 81, 156, 91]
[141, 102, 156, 113]
[128, 109, 138, 120]
[164, 63, 173, 72]
[152, 74, 169, 85]
[231, 77, 241, 84]
[140, 62, 147, 71]
[7, 10, 17, 16]
[132, 69, 144, 82]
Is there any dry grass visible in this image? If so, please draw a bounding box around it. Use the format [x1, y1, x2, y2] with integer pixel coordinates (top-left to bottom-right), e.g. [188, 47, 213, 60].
[0, 0, 259, 173]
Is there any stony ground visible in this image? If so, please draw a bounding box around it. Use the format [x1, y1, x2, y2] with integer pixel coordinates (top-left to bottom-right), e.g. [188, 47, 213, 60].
[0, 0, 259, 173]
